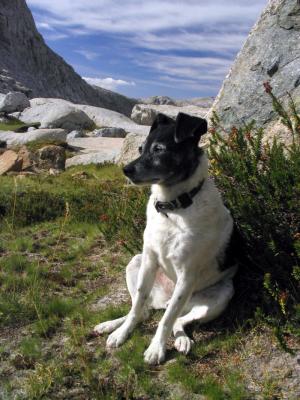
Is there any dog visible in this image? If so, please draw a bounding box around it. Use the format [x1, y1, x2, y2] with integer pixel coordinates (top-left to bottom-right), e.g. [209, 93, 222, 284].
[93, 112, 237, 365]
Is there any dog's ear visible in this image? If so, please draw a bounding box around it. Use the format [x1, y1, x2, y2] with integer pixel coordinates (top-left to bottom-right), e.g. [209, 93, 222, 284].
[150, 113, 174, 133]
[174, 113, 207, 143]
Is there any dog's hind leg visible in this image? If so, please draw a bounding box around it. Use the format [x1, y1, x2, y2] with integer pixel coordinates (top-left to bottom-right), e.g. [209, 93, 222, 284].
[173, 278, 234, 354]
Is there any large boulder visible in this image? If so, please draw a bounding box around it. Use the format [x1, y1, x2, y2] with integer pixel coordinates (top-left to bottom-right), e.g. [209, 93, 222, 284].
[66, 137, 124, 167]
[210, 0, 300, 134]
[0, 150, 22, 175]
[0, 128, 67, 146]
[37, 145, 66, 171]
[14, 100, 94, 131]
[0, 91, 30, 113]
[0, 1, 136, 116]
[117, 133, 147, 165]
[66, 152, 118, 168]
[17, 98, 149, 135]
[176, 97, 215, 108]
[131, 104, 209, 126]
[141, 96, 176, 106]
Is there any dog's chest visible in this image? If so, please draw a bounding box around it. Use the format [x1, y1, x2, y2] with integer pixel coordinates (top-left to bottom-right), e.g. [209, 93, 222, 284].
[145, 204, 196, 279]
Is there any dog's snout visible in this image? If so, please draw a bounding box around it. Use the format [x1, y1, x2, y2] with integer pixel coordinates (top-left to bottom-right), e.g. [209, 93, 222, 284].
[123, 163, 135, 177]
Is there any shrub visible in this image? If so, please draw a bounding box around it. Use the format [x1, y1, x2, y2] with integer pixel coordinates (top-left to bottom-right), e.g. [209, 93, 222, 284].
[208, 87, 300, 325]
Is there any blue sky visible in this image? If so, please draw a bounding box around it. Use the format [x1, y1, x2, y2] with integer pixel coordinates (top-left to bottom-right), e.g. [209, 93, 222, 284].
[26, 0, 267, 99]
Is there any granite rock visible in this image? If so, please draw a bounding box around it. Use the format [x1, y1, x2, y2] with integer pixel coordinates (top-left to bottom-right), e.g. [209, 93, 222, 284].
[0, 1, 136, 116]
[131, 104, 209, 126]
[0, 91, 30, 113]
[209, 0, 300, 133]
[0, 128, 67, 146]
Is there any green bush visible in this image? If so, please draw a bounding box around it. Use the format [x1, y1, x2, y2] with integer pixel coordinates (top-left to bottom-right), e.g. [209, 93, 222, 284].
[208, 87, 300, 325]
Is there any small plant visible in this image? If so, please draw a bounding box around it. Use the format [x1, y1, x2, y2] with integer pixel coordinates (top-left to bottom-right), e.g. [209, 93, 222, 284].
[208, 86, 300, 326]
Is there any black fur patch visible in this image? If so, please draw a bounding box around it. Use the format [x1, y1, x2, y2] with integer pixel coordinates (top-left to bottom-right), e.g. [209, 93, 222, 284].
[218, 225, 244, 271]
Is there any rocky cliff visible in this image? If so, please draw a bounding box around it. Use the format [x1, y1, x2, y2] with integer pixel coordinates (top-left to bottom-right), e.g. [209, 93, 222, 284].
[210, 0, 300, 129]
[0, 0, 136, 116]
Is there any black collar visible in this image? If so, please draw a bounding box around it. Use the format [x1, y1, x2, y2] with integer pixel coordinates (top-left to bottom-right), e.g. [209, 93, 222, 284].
[154, 179, 205, 215]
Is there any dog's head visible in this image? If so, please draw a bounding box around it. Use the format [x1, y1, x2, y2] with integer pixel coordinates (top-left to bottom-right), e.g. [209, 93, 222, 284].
[123, 112, 207, 186]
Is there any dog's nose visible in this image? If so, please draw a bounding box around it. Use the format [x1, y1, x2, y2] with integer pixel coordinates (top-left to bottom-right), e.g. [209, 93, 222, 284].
[123, 163, 135, 177]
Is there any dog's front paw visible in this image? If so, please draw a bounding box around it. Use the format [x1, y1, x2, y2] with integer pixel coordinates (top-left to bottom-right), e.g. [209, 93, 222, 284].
[144, 340, 166, 365]
[93, 321, 116, 336]
[174, 335, 194, 355]
[106, 326, 129, 348]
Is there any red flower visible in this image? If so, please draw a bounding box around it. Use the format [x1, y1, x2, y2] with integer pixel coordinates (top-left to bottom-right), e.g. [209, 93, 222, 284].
[245, 131, 252, 141]
[99, 214, 109, 222]
[263, 81, 272, 94]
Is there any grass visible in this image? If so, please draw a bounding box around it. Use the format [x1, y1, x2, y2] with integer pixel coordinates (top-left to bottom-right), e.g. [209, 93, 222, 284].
[0, 117, 39, 132]
[0, 162, 299, 399]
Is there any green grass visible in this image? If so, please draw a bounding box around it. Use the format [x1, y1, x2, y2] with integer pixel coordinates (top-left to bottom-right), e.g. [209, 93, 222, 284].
[0, 162, 298, 399]
[0, 117, 38, 132]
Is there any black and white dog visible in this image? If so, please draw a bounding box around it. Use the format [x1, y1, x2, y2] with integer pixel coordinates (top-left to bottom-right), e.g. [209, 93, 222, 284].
[94, 113, 237, 365]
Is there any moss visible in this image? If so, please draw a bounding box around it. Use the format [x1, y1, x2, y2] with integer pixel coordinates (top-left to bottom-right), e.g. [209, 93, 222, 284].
[0, 117, 30, 132]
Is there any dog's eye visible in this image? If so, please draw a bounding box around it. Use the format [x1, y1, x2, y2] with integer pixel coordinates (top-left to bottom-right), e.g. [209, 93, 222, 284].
[151, 144, 165, 153]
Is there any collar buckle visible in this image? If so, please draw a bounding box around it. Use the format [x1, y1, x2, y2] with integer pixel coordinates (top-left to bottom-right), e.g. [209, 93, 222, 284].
[155, 200, 175, 213]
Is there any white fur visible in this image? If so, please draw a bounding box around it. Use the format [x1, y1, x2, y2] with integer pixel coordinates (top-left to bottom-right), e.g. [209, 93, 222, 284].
[94, 153, 237, 364]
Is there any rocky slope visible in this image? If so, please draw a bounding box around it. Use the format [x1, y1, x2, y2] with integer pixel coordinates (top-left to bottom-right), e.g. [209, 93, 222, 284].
[0, 0, 136, 116]
[210, 0, 300, 129]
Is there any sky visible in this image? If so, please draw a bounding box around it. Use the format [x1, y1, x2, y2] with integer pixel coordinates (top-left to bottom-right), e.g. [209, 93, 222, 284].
[26, 0, 268, 100]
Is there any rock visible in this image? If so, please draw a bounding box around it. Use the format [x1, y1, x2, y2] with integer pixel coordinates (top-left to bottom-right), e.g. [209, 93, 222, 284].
[131, 105, 157, 125]
[40, 105, 94, 131]
[0, 150, 22, 175]
[141, 96, 176, 105]
[0, 128, 67, 146]
[66, 151, 118, 168]
[117, 133, 147, 165]
[37, 145, 66, 170]
[263, 120, 295, 146]
[18, 98, 149, 135]
[0, 1, 136, 116]
[16, 101, 94, 131]
[66, 137, 124, 167]
[27, 126, 36, 132]
[67, 130, 85, 140]
[17, 146, 34, 171]
[209, 0, 300, 135]
[91, 127, 127, 138]
[66, 137, 124, 161]
[0, 91, 30, 113]
[0, 140, 7, 148]
[175, 97, 215, 108]
[131, 104, 209, 126]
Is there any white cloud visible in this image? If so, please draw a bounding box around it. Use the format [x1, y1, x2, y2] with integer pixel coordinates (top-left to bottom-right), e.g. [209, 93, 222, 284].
[135, 53, 232, 82]
[83, 77, 136, 91]
[43, 32, 69, 41]
[36, 21, 54, 31]
[75, 50, 99, 60]
[131, 31, 247, 55]
[27, 0, 266, 34]
[27, 0, 267, 95]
